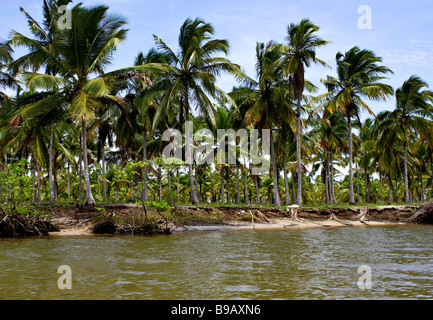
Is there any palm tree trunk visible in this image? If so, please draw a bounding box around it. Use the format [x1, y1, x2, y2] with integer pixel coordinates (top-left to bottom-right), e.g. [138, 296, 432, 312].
[330, 153, 336, 203]
[430, 150, 433, 193]
[37, 163, 42, 203]
[347, 114, 355, 204]
[255, 175, 260, 203]
[388, 172, 393, 203]
[408, 174, 412, 202]
[32, 164, 36, 203]
[0, 161, 3, 199]
[102, 142, 107, 202]
[81, 115, 95, 206]
[296, 96, 302, 205]
[195, 162, 199, 198]
[283, 154, 291, 205]
[67, 161, 71, 202]
[244, 166, 248, 204]
[220, 168, 225, 203]
[403, 141, 410, 202]
[325, 160, 330, 204]
[420, 171, 425, 202]
[226, 166, 230, 203]
[78, 135, 83, 205]
[379, 173, 384, 202]
[49, 124, 56, 203]
[236, 164, 240, 204]
[97, 176, 101, 201]
[356, 163, 360, 202]
[365, 165, 369, 203]
[292, 171, 296, 202]
[158, 164, 162, 201]
[176, 167, 180, 198]
[395, 172, 399, 202]
[270, 131, 281, 206]
[54, 168, 58, 200]
[168, 168, 172, 193]
[142, 131, 148, 202]
[328, 163, 333, 203]
[184, 95, 199, 204]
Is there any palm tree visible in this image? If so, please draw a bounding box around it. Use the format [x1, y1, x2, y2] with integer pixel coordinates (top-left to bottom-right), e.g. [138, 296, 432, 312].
[308, 112, 348, 203]
[11, 4, 161, 206]
[373, 76, 433, 202]
[151, 17, 243, 204]
[0, 41, 18, 188]
[321, 46, 393, 204]
[358, 118, 378, 203]
[0, 40, 17, 102]
[131, 49, 171, 202]
[279, 19, 329, 206]
[9, 0, 71, 203]
[231, 41, 291, 206]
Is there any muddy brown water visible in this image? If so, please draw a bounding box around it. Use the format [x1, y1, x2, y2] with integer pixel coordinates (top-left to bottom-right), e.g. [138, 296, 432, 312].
[1, 225, 433, 299]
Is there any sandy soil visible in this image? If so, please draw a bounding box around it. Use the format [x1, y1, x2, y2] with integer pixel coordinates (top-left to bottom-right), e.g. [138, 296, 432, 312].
[171, 217, 405, 233]
[48, 216, 406, 236]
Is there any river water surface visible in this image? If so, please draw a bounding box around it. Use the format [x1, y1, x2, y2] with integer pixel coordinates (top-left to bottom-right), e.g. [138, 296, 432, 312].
[1, 225, 433, 300]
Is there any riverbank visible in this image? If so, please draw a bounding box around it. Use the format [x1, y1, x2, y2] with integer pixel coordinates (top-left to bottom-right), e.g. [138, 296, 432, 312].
[171, 218, 406, 233]
[47, 203, 420, 236]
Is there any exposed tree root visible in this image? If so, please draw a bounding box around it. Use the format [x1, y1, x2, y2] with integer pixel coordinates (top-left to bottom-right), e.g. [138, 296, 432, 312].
[355, 207, 368, 224]
[91, 217, 171, 236]
[327, 207, 354, 226]
[254, 210, 271, 223]
[0, 209, 59, 237]
[287, 205, 302, 221]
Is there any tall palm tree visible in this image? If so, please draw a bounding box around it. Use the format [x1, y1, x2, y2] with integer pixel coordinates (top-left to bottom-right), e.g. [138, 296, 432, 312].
[0, 41, 18, 182]
[279, 19, 329, 206]
[308, 112, 348, 203]
[321, 46, 393, 204]
[9, 0, 71, 202]
[0, 40, 17, 102]
[152, 17, 243, 204]
[373, 76, 433, 202]
[131, 49, 171, 202]
[231, 41, 292, 206]
[11, 4, 161, 206]
[358, 118, 378, 203]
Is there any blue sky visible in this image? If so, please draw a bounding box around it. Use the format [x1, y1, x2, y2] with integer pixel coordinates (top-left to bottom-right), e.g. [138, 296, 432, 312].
[1, 0, 433, 119]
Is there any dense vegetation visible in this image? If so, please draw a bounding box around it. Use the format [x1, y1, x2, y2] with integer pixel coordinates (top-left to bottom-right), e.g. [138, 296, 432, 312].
[1, 0, 433, 213]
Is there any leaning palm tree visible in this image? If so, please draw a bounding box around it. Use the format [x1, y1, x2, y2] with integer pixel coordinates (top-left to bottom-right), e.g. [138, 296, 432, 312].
[277, 19, 330, 206]
[373, 76, 433, 202]
[152, 17, 243, 204]
[321, 46, 394, 204]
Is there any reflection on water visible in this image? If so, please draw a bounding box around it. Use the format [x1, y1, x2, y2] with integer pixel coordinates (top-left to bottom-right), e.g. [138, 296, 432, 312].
[1, 225, 433, 300]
